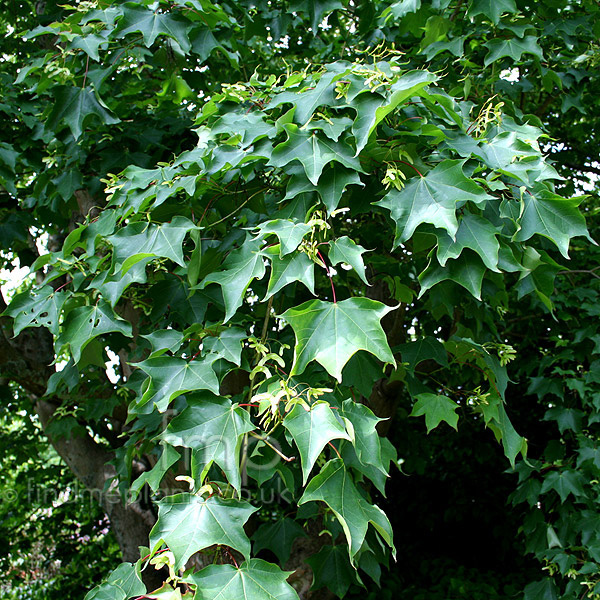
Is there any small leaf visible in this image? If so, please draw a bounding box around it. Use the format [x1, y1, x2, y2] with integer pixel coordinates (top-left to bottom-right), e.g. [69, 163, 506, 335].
[514, 187, 591, 258]
[409, 393, 459, 432]
[306, 545, 358, 598]
[255, 219, 312, 256]
[109, 216, 198, 273]
[328, 236, 369, 284]
[203, 327, 246, 366]
[252, 518, 308, 564]
[262, 245, 316, 299]
[418, 250, 487, 300]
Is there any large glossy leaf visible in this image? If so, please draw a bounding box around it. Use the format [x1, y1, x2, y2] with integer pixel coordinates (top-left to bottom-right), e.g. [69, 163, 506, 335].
[267, 68, 346, 125]
[161, 394, 254, 491]
[203, 328, 246, 366]
[374, 160, 493, 246]
[299, 459, 394, 561]
[150, 493, 257, 570]
[184, 559, 299, 600]
[350, 70, 438, 152]
[283, 401, 351, 483]
[279, 298, 396, 382]
[137, 357, 220, 412]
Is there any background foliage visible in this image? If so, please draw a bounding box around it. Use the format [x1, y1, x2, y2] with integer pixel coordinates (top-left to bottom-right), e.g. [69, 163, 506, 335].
[1, 0, 599, 599]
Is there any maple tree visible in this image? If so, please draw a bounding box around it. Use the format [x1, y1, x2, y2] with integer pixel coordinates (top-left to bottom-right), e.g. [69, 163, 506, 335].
[1, 1, 599, 599]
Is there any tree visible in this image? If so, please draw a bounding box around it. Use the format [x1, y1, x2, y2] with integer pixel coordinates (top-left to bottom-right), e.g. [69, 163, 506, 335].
[0, 1, 599, 598]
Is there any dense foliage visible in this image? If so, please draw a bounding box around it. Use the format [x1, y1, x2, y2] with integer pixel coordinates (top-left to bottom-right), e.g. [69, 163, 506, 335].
[1, 0, 599, 599]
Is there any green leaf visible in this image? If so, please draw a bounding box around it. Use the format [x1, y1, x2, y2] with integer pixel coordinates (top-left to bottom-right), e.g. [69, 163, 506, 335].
[262, 245, 316, 299]
[436, 212, 500, 272]
[339, 399, 386, 476]
[283, 165, 364, 214]
[252, 518, 308, 564]
[137, 357, 220, 412]
[374, 160, 493, 246]
[268, 68, 346, 125]
[468, 0, 517, 24]
[184, 559, 299, 600]
[283, 401, 351, 484]
[523, 579, 559, 600]
[116, 5, 191, 52]
[130, 444, 181, 501]
[203, 327, 246, 366]
[409, 393, 459, 432]
[475, 132, 539, 170]
[280, 298, 396, 382]
[109, 217, 198, 273]
[306, 545, 358, 598]
[328, 237, 369, 284]
[67, 34, 107, 61]
[484, 36, 544, 67]
[418, 250, 486, 300]
[513, 188, 590, 258]
[149, 493, 257, 570]
[398, 336, 448, 373]
[540, 470, 586, 502]
[269, 124, 362, 186]
[46, 86, 119, 140]
[200, 237, 266, 322]
[84, 562, 146, 600]
[57, 300, 132, 363]
[350, 70, 438, 153]
[141, 329, 185, 358]
[4, 285, 67, 336]
[298, 459, 394, 561]
[255, 219, 312, 257]
[161, 393, 254, 491]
